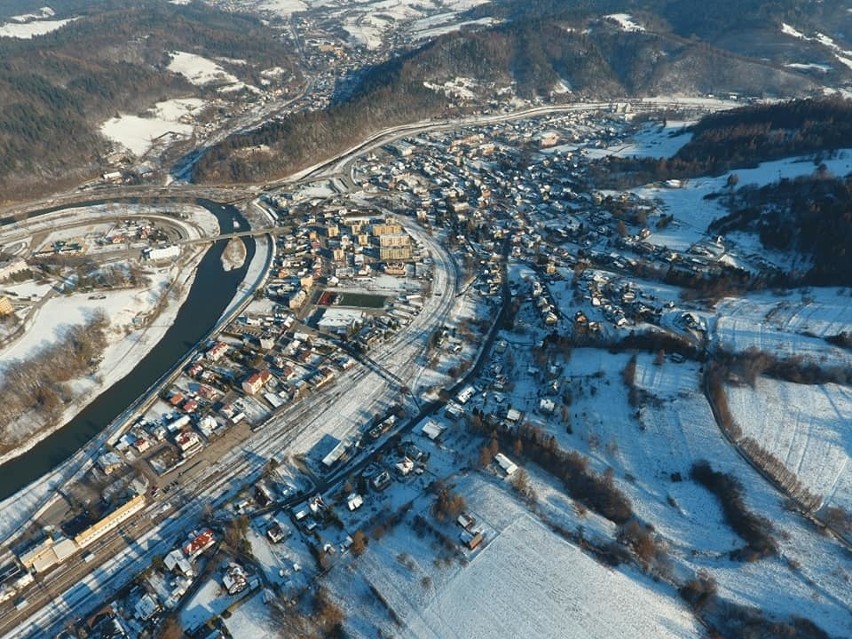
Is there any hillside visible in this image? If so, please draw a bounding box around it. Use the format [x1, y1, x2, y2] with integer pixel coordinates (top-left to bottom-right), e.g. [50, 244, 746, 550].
[0, 0, 299, 199]
[489, 0, 851, 42]
[710, 172, 852, 285]
[592, 96, 852, 187]
[192, 19, 819, 184]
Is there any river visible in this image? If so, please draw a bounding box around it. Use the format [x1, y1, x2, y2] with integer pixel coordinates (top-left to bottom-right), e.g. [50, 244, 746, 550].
[0, 199, 255, 500]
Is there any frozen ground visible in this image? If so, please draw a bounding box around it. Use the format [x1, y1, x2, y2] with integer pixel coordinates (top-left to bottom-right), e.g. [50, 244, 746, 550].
[101, 98, 204, 156]
[711, 288, 852, 366]
[633, 149, 852, 252]
[0, 18, 76, 38]
[727, 378, 851, 512]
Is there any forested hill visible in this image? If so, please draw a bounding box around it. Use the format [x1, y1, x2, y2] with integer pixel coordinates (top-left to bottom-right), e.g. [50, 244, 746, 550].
[192, 19, 817, 185]
[483, 0, 846, 41]
[680, 97, 852, 165]
[592, 97, 852, 187]
[710, 174, 852, 286]
[0, 0, 299, 199]
[588, 96, 852, 285]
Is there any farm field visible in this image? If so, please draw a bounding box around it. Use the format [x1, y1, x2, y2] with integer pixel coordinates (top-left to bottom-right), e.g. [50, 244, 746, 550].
[726, 378, 851, 513]
[404, 514, 700, 639]
[712, 289, 851, 367]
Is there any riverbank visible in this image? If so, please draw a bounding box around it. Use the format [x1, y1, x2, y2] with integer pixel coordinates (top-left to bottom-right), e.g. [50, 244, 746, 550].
[0, 248, 205, 466]
[0, 201, 263, 539]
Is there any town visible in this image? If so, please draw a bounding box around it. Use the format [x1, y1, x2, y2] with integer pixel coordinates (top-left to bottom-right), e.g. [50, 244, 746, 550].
[0, 0, 850, 635]
[0, 92, 848, 639]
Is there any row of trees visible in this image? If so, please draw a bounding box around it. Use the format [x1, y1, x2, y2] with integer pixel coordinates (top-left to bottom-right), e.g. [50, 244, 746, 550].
[468, 414, 634, 524]
[705, 361, 824, 512]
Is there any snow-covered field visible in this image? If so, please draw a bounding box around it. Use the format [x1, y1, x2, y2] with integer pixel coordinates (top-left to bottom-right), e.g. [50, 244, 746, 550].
[168, 51, 245, 89]
[712, 288, 852, 366]
[407, 515, 699, 639]
[605, 13, 645, 32]
[727, 378, 851, 512]
[0, 17, 75, 38]
[101, 98, 204, 156]
[412, 16, 496, 40]
[472, 339, 852, 637]
[613, 121, 693, 158]
[181, 576, 235, 629]
[633, 149, 852, 252]
[628, 358, 852, 636]
[0, 277, 163, 376]
[353, 477, 700, 639]
[223, 591, 280, 637]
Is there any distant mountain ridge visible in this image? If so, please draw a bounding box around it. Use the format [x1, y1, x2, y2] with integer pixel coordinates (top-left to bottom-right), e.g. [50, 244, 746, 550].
[0, 0, 299, 199]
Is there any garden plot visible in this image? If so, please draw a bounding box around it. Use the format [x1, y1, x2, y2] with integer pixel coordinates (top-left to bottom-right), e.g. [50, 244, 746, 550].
[712, 291, 851, 366]
[726, 378, 851, 512]
[223, 590, 281, 637]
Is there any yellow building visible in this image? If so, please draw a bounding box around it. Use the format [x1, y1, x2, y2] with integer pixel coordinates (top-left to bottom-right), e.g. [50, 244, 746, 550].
[0, 296, 14, 316]
[371, 222, 403, 237]
[380, 245, 413, 261]
[74, 494, 146, 548]
[379, 234, 410, 248]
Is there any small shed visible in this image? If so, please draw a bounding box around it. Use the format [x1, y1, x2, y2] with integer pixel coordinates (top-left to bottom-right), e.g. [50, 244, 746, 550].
[420, 419, 446, 440]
